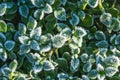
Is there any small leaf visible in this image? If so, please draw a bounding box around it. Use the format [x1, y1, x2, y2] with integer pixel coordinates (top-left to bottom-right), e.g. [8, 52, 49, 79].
[56, 23, 69, 32]
[87, 0, 98, 8]
[82, 75, 89, 80]
[9, 59, 18, 72]
[57, 73, 68, 80]
[111, 18, 120, 31]
[78, 11, 85, 21]
[88, 69, 98, 79]
[52, 34, 66, 48]
[18, 23, 27, 34]
[105, 67, 118, 77]
[19, 5, 29, 18]
[69, 13, 80, 26]
[60, 27, 72, 39]
[80, 53, 88, 63]
[115, 34, 120, 45]
[74, 27, 87, 37]
[45, 0, 55, 5]
[33, 63, 43, 74]
[70, 58, 80, 73]
[0, 32, 6, 43]
[0, 3, 7, 16]
[18, 36, 29, 44]
[17, 75, 26, 80]
[0, 20, 7, 32]
[100, 12, 112, 27]
[83, 62, 92, 72]
[96, 40, 108, 48]
[54, 7, 66, 21]
[31, 0, 45, 8]
[60, 0, 67, 6]
[72, 36, 83, 47]
[0, 51, 7, 62]
[34, 9, 44, 20]
[104, 55, 120, 67]
[43, 60, 55, 71]
[19, 44, 30, 55]
[30, 40, 40, 51]
[43, 3, 53, 14]
[30, 27, 42, 40]
[95, 31, 106, 40]
[27, 16, 37, 30]
[4, 40, 15, 51]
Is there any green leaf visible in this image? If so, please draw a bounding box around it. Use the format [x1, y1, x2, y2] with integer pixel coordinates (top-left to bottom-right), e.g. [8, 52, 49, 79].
[30, 40, 40, 51]
[52, 34, 66, 48]
[111, 18, 120, 32]
[45, 0, 55, 5]
[96, 40, 108, 48]
[70, 58, 80, 73]
[27, 16, 37, 30]
[74, 27, 87, 37]
[56, 23, 69, 32]
[18, 23, 27, 34]
[0, 3, 7, 16]
[31, 0, 45, 8]
[0, 32, 6, 43]
[4, 40, 15, 51]
[18, 36, 29, 44]
[43, 3, 53, 14]
[0, 51, 7, 62]
[57, 73, 68, 80]
[9, 59, 18, 72]
[104, 55, 120, 67]
[60, 0, 67, 6]
[88, 69, 98, 79]
[0, 20, 7, 32]
[78, 11, 85, 21]
[100, 12, 112, 27]
[105, 67, 118, 77]
[17, 75, 26, 80]
[115, 34, 120, 45]
[80, 53, 88, 63]
[19, 44, 30, 55]
[83, 62, 92, 72]
[43, 60, 55, 71]
[95, 31, 106, 40]
[82, 75, 89, 80]
[69, 13, 80, 26]
[87, 0, 98, 8]
[54, 7, 66, 21]
[34, 9, 44, 20]
[19, 5, 29, 18]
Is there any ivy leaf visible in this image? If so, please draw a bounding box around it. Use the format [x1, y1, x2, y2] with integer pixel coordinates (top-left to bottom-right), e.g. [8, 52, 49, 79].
[0, 3, 7, 16]
[104, 55, 120, 67]
[111, 18, 120, 32]
[30, 40, 40, 51]
[4, 40, 15, 51]
[78, 11, 85, 21]
[70, 58, 80, 73]
[87, 0, 98, 8]
[0, 20, 7, 32]
[19, 5, 29, 18]
[95, 31, 106, 40]
[31, 0, 44, 8]
[30, 27, 42, 40]
[83, 62, 92, 72]
[52, 34, 66, 48]
[27, 16, 37, 30]
[9, 59, 18, 72]
[43, 3, 52, 14]
[74, 27, 87, 37]
[18, 23, 27, 34]
[60, 0, 67, 6]
[82, 75, 89, 80]
[105, 67, 118, 77]
[33, 63, 43, 74]
[115, 34, 120, 45]
[18, 36, 29, 44]
[69, 13, 80, 26]
[34, 9, 44, 20]
[19, 44, 30, 55]
[43, 60, 55, 71]
[88, 69, 98, 79]
[54, 7, 66, 21]
[96, 40, 108, 48]
[0, 51, 7, 62]
[56, 23, 69, 32]
[0, 32, 6, 43]
[80, 53, 88, 63]
[100, 13, 112, 27]
[45, 0, 55, 5]
[57, 73, 68, 80]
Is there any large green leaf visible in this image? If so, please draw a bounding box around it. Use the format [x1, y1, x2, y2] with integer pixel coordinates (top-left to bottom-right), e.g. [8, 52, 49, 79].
[0, 20, 7, 32]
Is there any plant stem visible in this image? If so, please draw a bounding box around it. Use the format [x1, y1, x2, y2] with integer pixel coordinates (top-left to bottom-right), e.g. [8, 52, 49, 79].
[112, 0, 117, 8]
[55, 48, 59, 58]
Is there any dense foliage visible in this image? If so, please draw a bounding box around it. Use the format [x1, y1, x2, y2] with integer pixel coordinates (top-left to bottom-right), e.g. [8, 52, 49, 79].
[0, 0, 120, 80]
